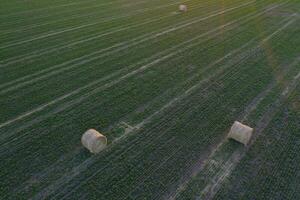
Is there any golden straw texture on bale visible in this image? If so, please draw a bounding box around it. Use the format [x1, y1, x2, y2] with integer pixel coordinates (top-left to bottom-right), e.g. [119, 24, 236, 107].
[81, 129, 107, 153]
[228, 121, 253, 146]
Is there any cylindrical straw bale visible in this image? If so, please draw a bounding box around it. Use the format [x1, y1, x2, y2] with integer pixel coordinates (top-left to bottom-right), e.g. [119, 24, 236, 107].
[81, 129, 107, 153]
[227, 121, 253, 146]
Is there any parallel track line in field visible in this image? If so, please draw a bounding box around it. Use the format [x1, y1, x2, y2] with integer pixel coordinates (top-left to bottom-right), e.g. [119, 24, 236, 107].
[8, 16, 273, 194]
[0, 0, 194, 49]
[168, 55, 300, 200]
[180, 47, 300, 199]
[130, 75, 260, 200]
[136, 50, 299, 199]
[76, 17, 296, 197]
[0, 0, 106, 18]
[198, 66, 300, 200]
[0, 0, 182, 36]
[0, 1, 260, 95]
[0, 8, 290, 149]
[117, 73, 265, 199]
[1, 0, 126, 26]
[22, 16, 293, 199]
[0, 0, 221, 68]
[0, 3, 272, 131]
[61, 60, 269, 200]
[58, 62, 298, 199]
[99, 21, 298, 198]
[0, 1, 298, 199]
[1, 0, 205, 65]
[2, 14, 270, 148]
[0, 7, 282, 197]
[1, 0, 175, 35]
[104, 31, 259, 145]
[0, 0, 247, 67]
[133, 39, 257, 130]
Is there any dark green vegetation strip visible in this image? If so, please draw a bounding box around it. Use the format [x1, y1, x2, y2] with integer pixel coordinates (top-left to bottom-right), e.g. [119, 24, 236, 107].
[0, 0, 299, 199]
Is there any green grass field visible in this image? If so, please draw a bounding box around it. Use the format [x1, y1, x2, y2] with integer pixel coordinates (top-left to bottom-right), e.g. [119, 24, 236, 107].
[0, 0, 299, 199]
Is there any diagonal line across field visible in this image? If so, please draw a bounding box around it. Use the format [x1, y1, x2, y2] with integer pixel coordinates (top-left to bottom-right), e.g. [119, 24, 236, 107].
[0, 0, 185, 38]
[0, 0, 252, 65]
[0, 2, 284, 130]
[196, 65, 300, 200]
[0, 1, 184, 49]
[0, 0, 104, 18]
[55, 14, 299, 199]
[168, 54, 300, 200]
[9, 13, 292, 196]
[19, 12, 298, 200]
[1, 0, 299, 199]
[0, 0, 201, 65]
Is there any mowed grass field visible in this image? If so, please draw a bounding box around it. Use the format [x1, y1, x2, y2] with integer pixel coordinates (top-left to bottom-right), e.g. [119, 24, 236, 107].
[0, 0, 299, 199]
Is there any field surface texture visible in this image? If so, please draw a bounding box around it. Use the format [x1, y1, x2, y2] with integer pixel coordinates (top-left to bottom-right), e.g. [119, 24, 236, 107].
[0, 0, 299, 199]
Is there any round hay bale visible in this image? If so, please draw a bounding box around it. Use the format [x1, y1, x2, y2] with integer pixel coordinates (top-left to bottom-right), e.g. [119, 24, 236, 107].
[227, 121, 253, 146]
[81, 129, 107, 153]
[179, 4, 187, 12]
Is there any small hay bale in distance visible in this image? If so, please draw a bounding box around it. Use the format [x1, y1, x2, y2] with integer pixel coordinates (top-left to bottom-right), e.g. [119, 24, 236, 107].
[179, 4, 187, 12]
[227, 121, 253, 146]
[81, 129, 107, 153]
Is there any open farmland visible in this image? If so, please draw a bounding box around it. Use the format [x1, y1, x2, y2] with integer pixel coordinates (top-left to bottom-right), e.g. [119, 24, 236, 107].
[0, 0, 299, 199]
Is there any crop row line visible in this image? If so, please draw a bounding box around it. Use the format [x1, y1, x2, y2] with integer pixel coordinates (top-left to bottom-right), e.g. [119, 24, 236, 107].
[0, 0, 183, 37]
[0, 0, 262, 130]
[45, 14, 294, 199]
[0, 0, 204, 65]
[0, 0, 195, 49]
